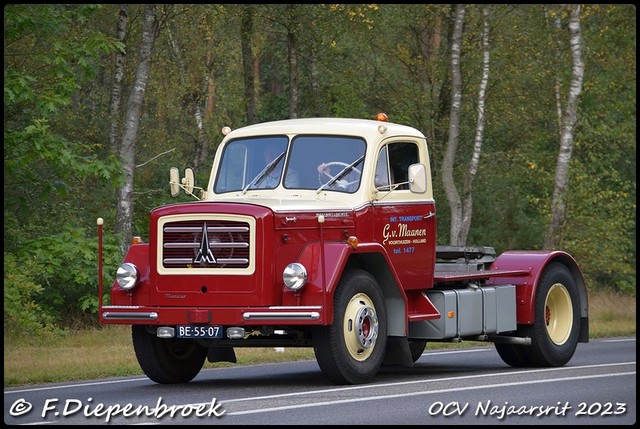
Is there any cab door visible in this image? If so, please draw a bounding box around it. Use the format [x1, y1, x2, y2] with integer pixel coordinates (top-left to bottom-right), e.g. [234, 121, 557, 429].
[372, 139, 436, 291]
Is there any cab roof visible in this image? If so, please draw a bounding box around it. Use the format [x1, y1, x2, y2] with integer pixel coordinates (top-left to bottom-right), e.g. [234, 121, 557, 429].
[223, 117, 426, 143]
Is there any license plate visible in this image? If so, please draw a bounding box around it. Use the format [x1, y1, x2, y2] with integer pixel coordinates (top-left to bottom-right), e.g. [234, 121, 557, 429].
[176, 325, 223, 339]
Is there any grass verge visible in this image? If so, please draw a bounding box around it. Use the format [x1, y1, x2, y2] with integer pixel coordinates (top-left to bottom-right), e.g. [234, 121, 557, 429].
[4, 289, 635, 388]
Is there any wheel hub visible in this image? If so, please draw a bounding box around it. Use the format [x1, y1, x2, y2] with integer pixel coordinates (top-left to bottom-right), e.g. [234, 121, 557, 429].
[355, 306, 377, 348]
[343, 293, 379, 361]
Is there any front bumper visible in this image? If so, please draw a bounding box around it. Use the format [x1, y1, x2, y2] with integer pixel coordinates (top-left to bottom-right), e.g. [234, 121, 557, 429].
[100, 305, 325, 325]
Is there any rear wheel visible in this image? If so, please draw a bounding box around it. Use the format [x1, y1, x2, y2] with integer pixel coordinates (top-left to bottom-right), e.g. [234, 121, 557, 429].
[313, 269, 387, 384]
[525, 262, 580, 366]
[496, 262, 580, 367]
[132, 325, 207, 384]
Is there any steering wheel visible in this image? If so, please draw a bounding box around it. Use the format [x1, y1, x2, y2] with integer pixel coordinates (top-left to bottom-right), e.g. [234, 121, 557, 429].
[317, 161, 362, 190]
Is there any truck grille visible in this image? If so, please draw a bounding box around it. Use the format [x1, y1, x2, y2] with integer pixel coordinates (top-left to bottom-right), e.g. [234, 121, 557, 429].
[161, 219, 251, 269]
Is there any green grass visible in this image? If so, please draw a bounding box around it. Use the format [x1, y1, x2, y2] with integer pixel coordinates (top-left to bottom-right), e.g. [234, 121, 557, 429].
[4, 289, 635, 388]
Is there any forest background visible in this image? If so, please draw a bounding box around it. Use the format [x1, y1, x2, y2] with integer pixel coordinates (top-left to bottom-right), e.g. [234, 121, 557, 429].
[4, 4, 636, 338]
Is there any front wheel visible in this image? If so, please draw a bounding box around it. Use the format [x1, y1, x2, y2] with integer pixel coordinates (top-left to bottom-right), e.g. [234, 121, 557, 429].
[132, 325, 207, 384]
[312, 269, 387, 384]
[409, 340, 427, 363]
[495, 341, 533, 367]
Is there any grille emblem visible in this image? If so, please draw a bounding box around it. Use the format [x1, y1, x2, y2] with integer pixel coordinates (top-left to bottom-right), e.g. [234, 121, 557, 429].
[193, 222, 217, 265]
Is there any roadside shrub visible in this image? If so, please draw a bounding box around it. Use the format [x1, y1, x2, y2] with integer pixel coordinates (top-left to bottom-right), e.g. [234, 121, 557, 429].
[3, 253, 60, 338]
[15, 225, 123, 328]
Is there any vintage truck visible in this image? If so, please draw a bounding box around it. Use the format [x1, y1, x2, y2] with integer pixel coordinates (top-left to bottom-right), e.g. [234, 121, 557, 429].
[97, 114, 589, 385]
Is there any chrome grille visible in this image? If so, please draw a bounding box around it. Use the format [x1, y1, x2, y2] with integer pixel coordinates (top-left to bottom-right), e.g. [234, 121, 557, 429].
[162, 220, 251, 269]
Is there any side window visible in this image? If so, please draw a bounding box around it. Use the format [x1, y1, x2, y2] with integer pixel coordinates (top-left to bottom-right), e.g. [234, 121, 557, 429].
[375, 146, 390, 188]
[375, 142, 419, 190]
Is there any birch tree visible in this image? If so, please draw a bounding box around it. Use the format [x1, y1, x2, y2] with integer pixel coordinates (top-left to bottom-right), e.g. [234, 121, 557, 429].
[441, 4, 465, 246]
[459, 5, 491, 244]
[115, 4, 159, 254]
[241, 5, 258, 125]
[286, 4, 300, 119]
[543, 4, 584, 249]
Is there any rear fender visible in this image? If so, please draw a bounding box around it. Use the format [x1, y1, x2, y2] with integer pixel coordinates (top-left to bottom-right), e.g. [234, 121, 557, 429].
[487, 250, 588, 327]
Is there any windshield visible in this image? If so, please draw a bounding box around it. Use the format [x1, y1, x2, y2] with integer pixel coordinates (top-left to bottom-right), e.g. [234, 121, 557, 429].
[214, 135, 366, 194]
[215, 136, 288, 193]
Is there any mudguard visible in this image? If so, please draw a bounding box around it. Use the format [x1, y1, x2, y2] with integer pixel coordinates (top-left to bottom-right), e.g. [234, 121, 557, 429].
[487, 250, 588, 327]
[107, 243, 150, 307]
[294, 241, 414, 334]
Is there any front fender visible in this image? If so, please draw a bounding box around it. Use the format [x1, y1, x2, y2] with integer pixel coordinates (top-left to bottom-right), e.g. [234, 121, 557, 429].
[108, 243, 151, 307]
[282, 241, 353, 323]
[286, 241, 411, 333]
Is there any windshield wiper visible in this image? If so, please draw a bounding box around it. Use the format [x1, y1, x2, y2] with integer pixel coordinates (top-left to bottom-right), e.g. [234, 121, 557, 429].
[316, 155, 364, 193]
[242, 151, 286, 194]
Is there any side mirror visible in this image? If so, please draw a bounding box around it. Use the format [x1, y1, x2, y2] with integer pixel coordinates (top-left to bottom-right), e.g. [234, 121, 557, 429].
[169, 167, 196, 197]
[169, 167, 180, 197]
[182, 168, 195, 195]
[408, 163, 427, 194]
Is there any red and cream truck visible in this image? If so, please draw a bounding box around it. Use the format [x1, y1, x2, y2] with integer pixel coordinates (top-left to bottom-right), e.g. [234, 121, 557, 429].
[97, 114, 589, 385]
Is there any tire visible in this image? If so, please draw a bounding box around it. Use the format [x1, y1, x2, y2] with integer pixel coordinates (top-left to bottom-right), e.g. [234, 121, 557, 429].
[312, 269, 387, 384]
[409, 340, 427, 363]
[495, 342, 533, 367]
[524, 262, 581, 366]
[496, 262, 580, 368]
[132, 325, 207, 384]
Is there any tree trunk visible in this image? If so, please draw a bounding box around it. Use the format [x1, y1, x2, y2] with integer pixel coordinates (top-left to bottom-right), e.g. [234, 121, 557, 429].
[310, 45, 321, 116]
[460, 5, 491, 244]
[241, 5, 258, 125]
[441, 4, 465, 246]
[108, 6, 128, 154]
[544, 4, 584, 249]
[205, 51, 216, 119]
[115, 4, 158, 255]
[166, 17, 208, 170]
[192, 100, 208, 171]
[418, 14, 442, 68]
[287, 26, 299, 119]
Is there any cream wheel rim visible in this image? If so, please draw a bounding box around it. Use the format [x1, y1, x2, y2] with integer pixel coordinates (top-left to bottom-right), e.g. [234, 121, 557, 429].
[343, 293, 378, 361]
[544, 283, 573, 345]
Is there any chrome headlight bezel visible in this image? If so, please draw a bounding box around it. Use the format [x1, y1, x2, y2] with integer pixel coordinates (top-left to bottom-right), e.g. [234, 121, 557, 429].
[283, 263, 307, 291]
[116, 262, 139, 290]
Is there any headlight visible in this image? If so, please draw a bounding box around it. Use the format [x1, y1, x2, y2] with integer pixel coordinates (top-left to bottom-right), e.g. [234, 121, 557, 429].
[116, 262, 138, 290]
[283, 263, 307, 291]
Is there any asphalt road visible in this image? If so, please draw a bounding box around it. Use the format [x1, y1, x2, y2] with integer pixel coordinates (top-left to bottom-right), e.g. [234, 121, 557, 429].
[4, 337, 635, 425]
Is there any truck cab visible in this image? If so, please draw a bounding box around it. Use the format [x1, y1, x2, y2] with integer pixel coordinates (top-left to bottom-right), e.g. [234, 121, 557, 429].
[99, 114, 588, 385]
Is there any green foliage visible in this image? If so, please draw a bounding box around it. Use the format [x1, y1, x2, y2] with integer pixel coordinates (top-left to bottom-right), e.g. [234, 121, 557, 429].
[4, 4, 121, 163]
[4, 5, 122, 117]
[11, 225, 124, 327]
[4, 4, 123, 249]
[564, 5, 636, 294]
[3, 253, 61, 338]
[563, 151, 635, 296]
[4, 4, 124, 329]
